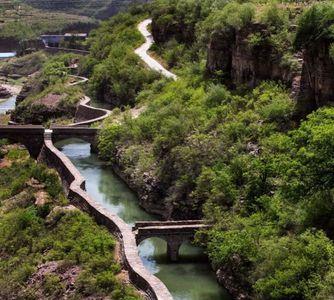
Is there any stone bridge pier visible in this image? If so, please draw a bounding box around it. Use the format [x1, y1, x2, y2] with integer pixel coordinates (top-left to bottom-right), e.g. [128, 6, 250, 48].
[133, 221, 210, 262]
[0, 125, 45, 158]
[166, 236, 189, 262]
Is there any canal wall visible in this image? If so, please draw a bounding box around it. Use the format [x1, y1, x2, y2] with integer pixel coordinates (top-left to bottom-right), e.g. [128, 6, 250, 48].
[72, 96, 111, 127]
[67, 76, 111, 127]
[39, 136, 173, 300]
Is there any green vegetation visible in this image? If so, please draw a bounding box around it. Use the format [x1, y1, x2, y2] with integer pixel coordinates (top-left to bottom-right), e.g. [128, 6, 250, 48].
[11, 53, 84, 125]
[23, 0, 136, 19]
[0, 142, 140, 299]
[0, 51, 48, 76]
[96, 1, 334, 298]
[0, 3, 96, 40]
[80, 10, 160, 107]
[295, 2, 334, 50]
[149, 0, 301, 74]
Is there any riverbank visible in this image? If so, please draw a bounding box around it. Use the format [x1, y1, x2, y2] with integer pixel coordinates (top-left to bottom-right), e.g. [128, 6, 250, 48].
[56, 139, 230, 300]
[0, 83, 22, 95]
[0, 141, 141, 299]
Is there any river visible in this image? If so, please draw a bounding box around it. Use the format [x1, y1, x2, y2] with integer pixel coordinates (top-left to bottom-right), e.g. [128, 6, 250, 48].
[0, 52, 16, 59]
[0, 52, 17, 115]
[0, 95, 16, 115]
[56, 139, 231, 300]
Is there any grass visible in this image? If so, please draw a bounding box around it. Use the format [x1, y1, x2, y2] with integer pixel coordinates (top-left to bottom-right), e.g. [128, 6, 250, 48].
[0, 141, 141, 299]
[0, 3, 96, 40]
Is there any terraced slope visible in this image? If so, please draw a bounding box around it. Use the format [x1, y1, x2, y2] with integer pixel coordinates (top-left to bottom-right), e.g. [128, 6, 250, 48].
[23, 0, 149, 19]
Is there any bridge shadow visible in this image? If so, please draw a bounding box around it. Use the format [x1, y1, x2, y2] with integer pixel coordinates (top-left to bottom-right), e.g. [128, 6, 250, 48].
[138, 238, 209, 267]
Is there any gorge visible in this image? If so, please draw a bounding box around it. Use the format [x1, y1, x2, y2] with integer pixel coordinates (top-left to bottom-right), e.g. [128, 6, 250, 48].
[1, 1, 334, 300]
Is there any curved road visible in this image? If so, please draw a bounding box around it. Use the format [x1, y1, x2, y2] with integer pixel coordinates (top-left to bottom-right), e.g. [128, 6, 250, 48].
[135, 19, 177, 80]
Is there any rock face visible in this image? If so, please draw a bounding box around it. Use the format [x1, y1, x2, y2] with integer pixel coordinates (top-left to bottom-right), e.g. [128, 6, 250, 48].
[297, 40, 334, 115]
[16, 83, 33, 103]
[206, 30, 234, 82]
[152, 18, 187, 44]
[113, 147, 169, 218]
[206, 24, 300, 89]
[0, 85, 12, 98]
[151, 16, 196, 44]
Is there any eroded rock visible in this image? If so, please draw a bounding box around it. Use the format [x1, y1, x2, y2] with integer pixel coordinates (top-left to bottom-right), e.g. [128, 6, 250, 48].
[297, 40, 334, 115]
[45, 205, 79, 226]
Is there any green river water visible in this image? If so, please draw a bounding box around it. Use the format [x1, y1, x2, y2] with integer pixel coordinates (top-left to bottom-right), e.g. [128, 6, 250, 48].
[56, 139, 231, 300]
[0, 95, 16, 115]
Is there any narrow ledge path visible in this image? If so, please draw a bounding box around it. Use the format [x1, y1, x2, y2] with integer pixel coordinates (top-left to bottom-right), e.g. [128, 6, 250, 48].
[135, 19, 177, 80]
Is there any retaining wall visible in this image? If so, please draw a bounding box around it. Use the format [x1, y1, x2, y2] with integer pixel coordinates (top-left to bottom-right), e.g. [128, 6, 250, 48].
[72, 96, 111, 127]
[40, 137, 173, 300]
[44, 46, 89, 55]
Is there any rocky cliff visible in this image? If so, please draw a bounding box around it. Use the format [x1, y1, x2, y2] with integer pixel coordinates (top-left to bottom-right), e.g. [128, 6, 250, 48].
[151, 16, 196, 44]
[297, 40, 334, 115]
[206, 24, 300, 89]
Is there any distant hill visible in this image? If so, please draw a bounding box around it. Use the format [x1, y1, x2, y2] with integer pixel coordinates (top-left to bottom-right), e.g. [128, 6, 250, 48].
[22, 0, 149, 19]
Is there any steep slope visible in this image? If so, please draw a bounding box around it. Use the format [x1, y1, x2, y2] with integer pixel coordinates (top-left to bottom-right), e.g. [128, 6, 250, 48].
[23, 0, 149, 19]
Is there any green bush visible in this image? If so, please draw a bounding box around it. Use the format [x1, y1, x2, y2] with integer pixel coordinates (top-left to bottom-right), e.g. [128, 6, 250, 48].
[260, 3, 288, 29]
[86, 12, 160, 107]
[295, 3, 334, 50]
[0, 145, 139, 299]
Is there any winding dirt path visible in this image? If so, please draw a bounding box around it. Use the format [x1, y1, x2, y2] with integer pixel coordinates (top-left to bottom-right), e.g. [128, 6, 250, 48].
[135, 19, 177, 80]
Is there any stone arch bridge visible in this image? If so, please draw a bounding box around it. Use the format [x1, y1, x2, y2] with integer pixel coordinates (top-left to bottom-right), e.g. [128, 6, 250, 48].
[0, 125, 99, 158]
[133, 220, 210, 262]
[0, 125, 211, 263]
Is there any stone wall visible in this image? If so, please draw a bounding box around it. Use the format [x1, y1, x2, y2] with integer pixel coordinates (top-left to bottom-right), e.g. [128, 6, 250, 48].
[39, 137, 173, 300]
[72, 96, 111, 127]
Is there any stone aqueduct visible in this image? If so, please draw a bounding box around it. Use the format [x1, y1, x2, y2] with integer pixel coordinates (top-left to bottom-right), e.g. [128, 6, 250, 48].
[0, 125, 210, 299]
[0, 19, 207, 299]
[0, 125, 98, 158]
[133, 220, 210, 262]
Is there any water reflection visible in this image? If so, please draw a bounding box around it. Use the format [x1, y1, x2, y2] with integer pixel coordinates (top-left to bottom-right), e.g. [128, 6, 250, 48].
[56, 139, 231, 300]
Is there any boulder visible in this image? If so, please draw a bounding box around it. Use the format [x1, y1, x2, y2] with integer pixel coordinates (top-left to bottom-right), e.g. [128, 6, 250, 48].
[0, 85, 12, 98]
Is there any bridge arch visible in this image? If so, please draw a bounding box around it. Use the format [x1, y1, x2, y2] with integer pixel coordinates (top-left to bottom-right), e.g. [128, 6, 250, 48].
[133, 220, 210, 262]
[50, 126, 99, 152]
[137, 234, 189, 262]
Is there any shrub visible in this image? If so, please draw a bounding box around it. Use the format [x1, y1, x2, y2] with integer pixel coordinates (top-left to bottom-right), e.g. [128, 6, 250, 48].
[260, 3, 288, 29]
[98, 124, 123, 161]
[254, 230, 334, 300]
[203, 2, 255, 32]
[294, 3, 334, 50]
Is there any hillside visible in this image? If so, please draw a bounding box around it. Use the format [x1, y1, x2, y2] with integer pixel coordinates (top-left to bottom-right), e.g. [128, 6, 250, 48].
[0, 2, 96, 42]
[78, 1, 334, 299]
[0, 142, 140, 299]
[23, 0, 149, 19]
